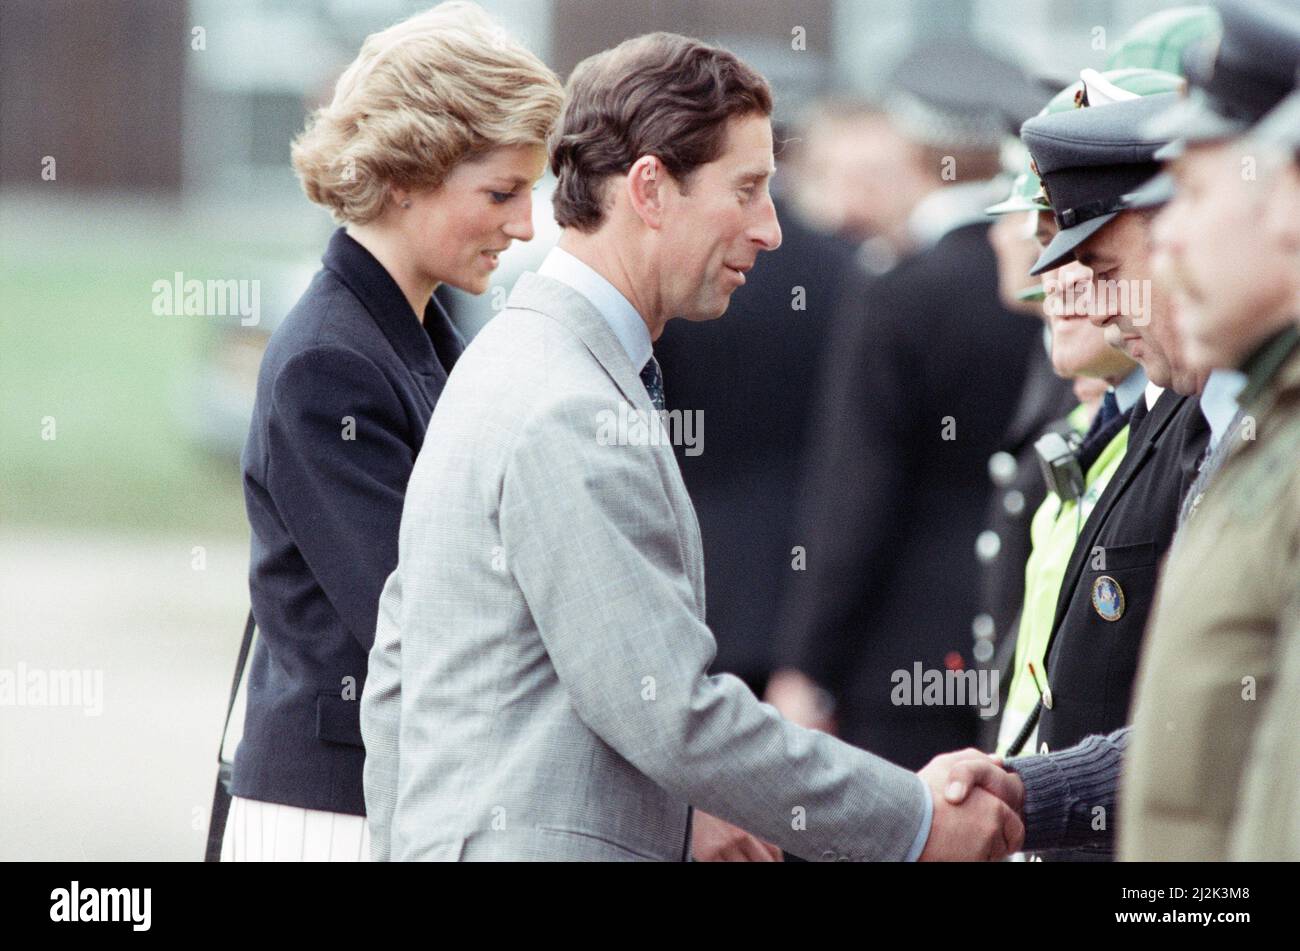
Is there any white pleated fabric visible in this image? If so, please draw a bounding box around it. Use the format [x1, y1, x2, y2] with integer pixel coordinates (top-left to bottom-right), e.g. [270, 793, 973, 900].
[220, 796, 371, 862]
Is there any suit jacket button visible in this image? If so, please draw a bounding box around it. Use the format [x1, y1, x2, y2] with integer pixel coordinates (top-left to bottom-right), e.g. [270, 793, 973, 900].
[976, 530, 1001, 563]
[821, 850, 837, 862]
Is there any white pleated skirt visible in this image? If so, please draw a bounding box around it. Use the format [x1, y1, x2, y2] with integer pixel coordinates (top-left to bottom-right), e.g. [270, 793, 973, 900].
[221, 795, 371, 862]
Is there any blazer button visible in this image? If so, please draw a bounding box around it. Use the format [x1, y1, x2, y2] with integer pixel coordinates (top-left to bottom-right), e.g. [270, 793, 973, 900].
[1003, 490, 1026, 516]
[821, 850, 837, 862]
[989, 451, 1018, 487]
[975, 530, 1001, 563]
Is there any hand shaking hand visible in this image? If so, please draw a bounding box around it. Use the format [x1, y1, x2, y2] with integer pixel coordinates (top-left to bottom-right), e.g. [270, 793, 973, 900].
[916, 748, 1025, 861]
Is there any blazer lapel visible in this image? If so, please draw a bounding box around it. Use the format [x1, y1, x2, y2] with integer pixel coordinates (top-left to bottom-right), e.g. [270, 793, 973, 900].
[1045, 389, 1188, 642]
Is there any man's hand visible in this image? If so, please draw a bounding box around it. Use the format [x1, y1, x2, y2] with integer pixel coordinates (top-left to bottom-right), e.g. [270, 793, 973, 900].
[691, 810, 784, 862]
[764, 668, 836, 733]
[916, 748, 1025, 861]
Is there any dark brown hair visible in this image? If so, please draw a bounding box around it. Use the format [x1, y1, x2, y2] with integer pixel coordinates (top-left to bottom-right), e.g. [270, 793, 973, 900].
[550, 32, 773, 233]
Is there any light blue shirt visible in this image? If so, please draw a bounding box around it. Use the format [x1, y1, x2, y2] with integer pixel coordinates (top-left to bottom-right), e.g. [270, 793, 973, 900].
[1199, 368, 1247, 450]
[537, 246, 652, 371]
[906, 780, 934, 861]
[1112, 366, 1148, 414]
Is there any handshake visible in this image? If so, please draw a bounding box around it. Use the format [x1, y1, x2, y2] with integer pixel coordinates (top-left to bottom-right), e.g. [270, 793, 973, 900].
[692, 748, 1026, 862]
[915, 748, 1025, 861]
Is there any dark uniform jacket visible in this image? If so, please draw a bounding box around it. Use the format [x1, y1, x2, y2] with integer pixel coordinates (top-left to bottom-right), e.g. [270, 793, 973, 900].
[233, 228, 463, 815]
[1029, 388, 1209, 754]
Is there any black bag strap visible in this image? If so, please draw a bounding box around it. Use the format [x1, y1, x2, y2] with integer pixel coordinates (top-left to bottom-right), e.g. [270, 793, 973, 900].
[204, 608, 257, 862]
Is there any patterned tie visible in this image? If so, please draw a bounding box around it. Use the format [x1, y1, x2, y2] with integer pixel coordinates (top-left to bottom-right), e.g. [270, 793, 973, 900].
[640, 356, 666, 412]
[1177, 408, 1246, 531]
[1083, 389, 1121, 444]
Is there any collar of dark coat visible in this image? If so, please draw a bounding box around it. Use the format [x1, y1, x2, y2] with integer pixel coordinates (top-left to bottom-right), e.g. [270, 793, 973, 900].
[321, 227, 462, 379]
[1045, 389, 1204, 650]
[1237, 325, 1300, 410]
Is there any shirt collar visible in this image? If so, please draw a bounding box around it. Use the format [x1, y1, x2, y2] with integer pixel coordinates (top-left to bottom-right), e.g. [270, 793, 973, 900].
[1143, 381, 1165, 411]
[322, 228, 460, 378]
[1111, 366, 1148, 414]
[537, 246, 653, 370]
[1199, 368, 1247, 449]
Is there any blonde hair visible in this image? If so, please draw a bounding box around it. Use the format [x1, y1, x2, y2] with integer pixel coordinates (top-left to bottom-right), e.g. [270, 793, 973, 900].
[292, 2, 562, 224]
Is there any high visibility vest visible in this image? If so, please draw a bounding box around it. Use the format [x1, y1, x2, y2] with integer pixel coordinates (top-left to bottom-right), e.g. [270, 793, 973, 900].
[996, 407, 1130, 755]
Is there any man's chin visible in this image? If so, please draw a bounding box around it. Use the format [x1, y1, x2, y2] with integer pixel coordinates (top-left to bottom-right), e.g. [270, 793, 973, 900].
[682, 297, 733, 322]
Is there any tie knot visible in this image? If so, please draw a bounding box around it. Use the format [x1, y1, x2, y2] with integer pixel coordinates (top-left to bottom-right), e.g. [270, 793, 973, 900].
[1100, 390, 1121, 426]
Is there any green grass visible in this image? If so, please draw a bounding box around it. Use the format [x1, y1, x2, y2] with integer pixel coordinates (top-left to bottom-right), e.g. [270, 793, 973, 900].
[0, 208, 282, 537]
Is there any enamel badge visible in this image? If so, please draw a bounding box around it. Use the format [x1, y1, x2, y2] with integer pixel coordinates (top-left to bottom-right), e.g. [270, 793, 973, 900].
[1091, 575, 1125, 621]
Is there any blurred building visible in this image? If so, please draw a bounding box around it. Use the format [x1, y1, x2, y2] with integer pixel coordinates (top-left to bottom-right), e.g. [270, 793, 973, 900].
[3, 0, 1191, 197]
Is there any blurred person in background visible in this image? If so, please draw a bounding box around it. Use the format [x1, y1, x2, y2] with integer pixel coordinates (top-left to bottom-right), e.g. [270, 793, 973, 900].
[788, 99, 939, 275]
[653, 108, 859, 701]
[767, 40, 1045, 766]
[221, 1, 562, 861]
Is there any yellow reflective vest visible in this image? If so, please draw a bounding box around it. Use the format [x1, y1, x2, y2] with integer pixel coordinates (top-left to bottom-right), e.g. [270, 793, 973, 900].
[996, 406, 1130, 755]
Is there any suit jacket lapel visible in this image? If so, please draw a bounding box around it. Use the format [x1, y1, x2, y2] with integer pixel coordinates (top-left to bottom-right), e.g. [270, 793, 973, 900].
[505, 271, 706, 606]
[507, 272, 649, 411]
[1045, 389, 1188, 643]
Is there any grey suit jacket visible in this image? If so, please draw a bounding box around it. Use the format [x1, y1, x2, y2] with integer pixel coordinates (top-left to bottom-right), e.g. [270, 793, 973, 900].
[360, 271, 928, 861]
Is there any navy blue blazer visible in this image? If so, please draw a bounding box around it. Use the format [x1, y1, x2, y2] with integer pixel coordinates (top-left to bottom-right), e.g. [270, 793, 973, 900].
[232, 228, 463, 815]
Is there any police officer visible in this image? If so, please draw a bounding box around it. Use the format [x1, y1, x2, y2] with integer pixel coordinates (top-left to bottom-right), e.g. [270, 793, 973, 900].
[991, 70, 1184, 764]
[1011, 93, 1213, 774]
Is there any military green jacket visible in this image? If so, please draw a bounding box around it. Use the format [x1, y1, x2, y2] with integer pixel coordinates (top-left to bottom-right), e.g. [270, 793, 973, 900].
[1230, 585, 1300, 860]
[1121, 327, 1300, 860]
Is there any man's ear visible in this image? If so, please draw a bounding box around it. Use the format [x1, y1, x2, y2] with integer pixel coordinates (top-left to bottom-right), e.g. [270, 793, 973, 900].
[625, 155, 666, 229]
